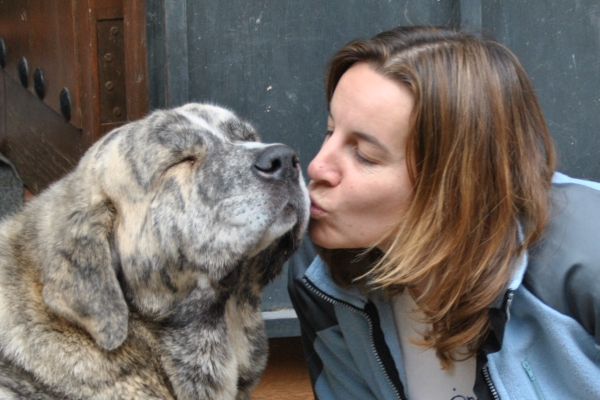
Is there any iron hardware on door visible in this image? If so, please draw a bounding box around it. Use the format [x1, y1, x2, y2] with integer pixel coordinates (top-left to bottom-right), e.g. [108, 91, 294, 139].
[97, 19, 127, 125]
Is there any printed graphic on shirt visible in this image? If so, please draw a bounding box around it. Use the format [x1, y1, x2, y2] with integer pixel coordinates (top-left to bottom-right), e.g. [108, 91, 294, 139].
[450, 387, 476, 400]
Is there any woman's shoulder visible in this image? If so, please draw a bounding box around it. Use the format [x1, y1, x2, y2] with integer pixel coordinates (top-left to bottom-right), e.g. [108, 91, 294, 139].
[534, 172, 600, 266]
[524, 172, 600, 341]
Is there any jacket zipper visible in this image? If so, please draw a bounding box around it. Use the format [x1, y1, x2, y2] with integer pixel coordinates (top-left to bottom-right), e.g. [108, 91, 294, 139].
[483, 366, 501, 400]
[303, 277, 405, 400]
[480, 289, 516, 400]
[522, 361, 546, 400]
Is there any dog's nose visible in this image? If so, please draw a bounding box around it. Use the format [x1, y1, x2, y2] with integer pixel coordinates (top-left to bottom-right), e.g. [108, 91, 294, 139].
[254, 144, 300, 181]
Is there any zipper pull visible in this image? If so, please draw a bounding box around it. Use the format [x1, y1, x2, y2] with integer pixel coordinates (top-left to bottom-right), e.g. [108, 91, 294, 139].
[522, 360, 547, 400]
[522, 360, 535, 380]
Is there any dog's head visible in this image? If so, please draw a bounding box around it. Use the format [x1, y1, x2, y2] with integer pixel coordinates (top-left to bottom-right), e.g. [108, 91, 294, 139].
[37, 103, 309, 351]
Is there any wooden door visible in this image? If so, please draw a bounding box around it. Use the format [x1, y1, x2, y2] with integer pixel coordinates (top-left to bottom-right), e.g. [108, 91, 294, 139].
[0, 0, 148, 192]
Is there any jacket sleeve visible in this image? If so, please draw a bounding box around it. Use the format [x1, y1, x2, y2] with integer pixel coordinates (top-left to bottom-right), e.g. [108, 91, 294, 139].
[525, 182, 600, 344]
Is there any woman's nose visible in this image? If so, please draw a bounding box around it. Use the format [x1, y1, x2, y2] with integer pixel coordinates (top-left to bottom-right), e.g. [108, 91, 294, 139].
[307, 136, 341, 187]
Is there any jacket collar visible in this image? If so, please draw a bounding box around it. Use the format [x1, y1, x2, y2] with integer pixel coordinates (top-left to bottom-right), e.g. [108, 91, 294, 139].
[306, 247, 529, 354]
[305, 255, 369, 309]
[306, 249, 527, 301]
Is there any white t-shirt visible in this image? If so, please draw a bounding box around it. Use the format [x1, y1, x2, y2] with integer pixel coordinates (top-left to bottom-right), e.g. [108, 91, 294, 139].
[392, 290, 478, 400]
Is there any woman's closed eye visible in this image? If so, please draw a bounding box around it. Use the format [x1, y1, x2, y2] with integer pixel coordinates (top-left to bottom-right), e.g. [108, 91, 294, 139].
[325, 129, 378, 165]
[354, 147, 377, 165]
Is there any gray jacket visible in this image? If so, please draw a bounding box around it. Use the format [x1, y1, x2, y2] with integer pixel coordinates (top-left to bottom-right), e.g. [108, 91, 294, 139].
[288, 173, 600, 399]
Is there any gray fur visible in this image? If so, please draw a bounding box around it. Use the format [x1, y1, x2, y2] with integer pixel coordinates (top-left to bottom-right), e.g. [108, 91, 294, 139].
[0, 103, 309, 399]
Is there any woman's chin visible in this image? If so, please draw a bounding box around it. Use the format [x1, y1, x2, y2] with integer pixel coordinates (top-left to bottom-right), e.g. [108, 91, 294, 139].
[309, 228, 360, 250]
[309, 223, 338, 249]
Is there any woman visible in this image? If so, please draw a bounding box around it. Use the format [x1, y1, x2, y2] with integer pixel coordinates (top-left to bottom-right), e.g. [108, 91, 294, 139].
[288, 26, 600, 400]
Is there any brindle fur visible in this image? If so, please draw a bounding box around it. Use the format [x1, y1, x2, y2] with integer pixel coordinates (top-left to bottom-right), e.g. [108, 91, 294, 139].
[0, 103, 309, 399]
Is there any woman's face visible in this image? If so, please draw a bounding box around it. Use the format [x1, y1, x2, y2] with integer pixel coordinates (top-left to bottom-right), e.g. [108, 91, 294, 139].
[307, 62, 414, 250]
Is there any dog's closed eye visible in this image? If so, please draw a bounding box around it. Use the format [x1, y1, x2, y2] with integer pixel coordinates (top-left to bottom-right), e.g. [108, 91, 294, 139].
[181, 156, 197, 166]
[167, 156, 198, 170]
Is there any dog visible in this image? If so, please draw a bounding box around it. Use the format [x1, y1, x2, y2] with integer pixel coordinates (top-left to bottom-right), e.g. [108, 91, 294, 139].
[0, 103, 309, 399]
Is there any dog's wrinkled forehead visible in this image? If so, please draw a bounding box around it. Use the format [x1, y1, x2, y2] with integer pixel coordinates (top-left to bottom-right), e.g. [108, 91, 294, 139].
[109, 103, 260, 191]
[136, 103, 258, 152]
[177, 103, 260, 143]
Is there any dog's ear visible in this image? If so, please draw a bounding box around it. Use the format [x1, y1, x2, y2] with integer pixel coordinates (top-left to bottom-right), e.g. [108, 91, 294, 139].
[42, 195, 129, 351]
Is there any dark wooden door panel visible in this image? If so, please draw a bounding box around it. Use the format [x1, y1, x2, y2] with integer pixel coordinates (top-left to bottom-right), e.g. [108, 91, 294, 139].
[0, 0, 82, 128]
[3, 72, 82, 193]
[0, 0, 148, 193]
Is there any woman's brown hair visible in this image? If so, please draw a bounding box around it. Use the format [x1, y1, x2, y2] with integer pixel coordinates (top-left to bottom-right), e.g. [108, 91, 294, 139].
[321, 26, 555, 368]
